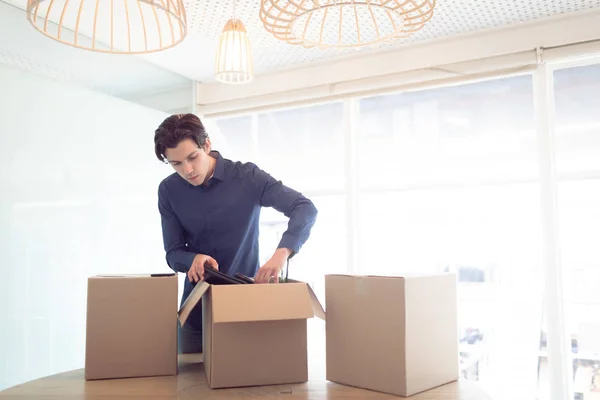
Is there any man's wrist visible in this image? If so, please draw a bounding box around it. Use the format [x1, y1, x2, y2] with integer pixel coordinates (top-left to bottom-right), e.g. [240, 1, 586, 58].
[274, 247, 292, 261]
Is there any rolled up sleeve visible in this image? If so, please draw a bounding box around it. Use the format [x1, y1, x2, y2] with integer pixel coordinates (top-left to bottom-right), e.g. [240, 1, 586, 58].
[250, 164, 318, 256]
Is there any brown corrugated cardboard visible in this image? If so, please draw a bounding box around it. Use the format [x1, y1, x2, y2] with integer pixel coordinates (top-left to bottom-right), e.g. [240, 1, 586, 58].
[179, 280, 325, 389]
[85, 274, 178, 380]
[325, 273, 459, 397]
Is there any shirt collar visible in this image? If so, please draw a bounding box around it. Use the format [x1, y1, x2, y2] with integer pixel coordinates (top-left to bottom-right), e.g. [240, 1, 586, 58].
[209, 150, 225, 182]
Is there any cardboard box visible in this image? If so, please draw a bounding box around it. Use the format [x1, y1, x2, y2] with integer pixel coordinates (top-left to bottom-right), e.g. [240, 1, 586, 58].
[325, 273, 459, 397]
[179, 280, 325, 388]
[85, 274, 178, 380]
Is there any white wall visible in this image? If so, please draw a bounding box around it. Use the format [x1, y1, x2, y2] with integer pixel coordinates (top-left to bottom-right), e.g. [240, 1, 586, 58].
[0, 64, 175, 390]
[0, 1, 192, 103]
[121, 86, 194, 114]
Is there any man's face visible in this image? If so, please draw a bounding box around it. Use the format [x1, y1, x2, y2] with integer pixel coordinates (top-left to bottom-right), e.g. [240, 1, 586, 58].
[164, 138, 212, 186]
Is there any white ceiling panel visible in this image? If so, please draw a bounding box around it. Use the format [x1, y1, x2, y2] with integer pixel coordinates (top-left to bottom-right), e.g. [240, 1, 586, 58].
[137, 0, 600, 82]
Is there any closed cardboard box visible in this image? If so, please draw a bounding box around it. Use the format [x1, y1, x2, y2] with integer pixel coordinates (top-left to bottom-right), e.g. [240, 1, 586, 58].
[325, 273, 459, 397]
[179, 280, 325, 388]
[85, 274, 178, 380]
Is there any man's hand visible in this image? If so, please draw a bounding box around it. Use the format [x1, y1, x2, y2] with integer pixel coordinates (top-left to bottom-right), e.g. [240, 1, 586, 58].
[188, 254, 218, 283]
[255, 248, 291, 284]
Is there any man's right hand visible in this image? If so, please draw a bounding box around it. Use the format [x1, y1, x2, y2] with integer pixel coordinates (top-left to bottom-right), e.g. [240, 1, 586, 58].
[188, 254, 219, 283]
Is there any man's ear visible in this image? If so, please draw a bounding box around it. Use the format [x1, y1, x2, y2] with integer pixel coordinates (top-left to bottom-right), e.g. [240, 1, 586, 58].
[204, 137, 212, 153]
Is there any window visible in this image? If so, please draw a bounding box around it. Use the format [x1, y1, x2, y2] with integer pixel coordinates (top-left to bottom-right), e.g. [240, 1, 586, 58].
[205, 58, 600, 400]
[554, 63, 600, 174]
[553, 63, 600, 400]
[259, 195, 347, 299]
[357, 75, 545, 400]
[358, 75, 537, 190]
[255, 102, 345, 193]
[211, 115, 254, 162]
[211, 102, 348, 300]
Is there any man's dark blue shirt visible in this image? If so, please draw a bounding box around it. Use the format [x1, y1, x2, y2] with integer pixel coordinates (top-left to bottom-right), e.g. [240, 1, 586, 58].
[157, 151, 318, 328]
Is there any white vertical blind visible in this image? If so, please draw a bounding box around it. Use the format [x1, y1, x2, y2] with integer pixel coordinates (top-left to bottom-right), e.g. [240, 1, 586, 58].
[534, 63, 573, 400]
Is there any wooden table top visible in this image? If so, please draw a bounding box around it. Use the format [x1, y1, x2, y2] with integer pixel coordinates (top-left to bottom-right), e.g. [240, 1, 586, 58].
[0, 354, 492, 399]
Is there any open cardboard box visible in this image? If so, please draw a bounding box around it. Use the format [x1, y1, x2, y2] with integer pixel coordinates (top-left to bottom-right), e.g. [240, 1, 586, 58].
[178, 279, 325, 389]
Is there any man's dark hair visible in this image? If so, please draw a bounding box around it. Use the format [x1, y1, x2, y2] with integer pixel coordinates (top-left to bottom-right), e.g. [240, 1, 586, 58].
[154, 113, 209, 162]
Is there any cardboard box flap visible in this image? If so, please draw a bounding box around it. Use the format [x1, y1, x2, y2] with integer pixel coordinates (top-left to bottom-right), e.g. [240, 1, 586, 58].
[326, 273, 406, 280]
[212, 283, 317, 323]
[327, 273, 455, 280]
[178, 281, 210, 326]
[307, 284, 325, 320]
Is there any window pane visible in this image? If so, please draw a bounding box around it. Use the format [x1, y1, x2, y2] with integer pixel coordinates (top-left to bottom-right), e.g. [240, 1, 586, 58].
[211, 115, 254, 162]
[556, 180, 600, 399]
[357, 73, 543, 399]
[259, 195, 347, 301]
[358, 184, 544, 399]
[554, 63, 600, 174]
[256, 102, 345, 192]
[553, 62, 600, 399]
[358, 75, 537, 189]
[258, 197, 346, 382]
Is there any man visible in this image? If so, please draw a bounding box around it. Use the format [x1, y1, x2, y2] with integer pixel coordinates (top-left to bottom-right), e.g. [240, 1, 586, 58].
[154, 113, 318, 353]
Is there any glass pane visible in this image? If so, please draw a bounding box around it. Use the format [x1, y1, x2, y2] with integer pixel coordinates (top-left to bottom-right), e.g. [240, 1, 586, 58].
[556, 180, 600, 399]
[259, 195, 347, 300]
[258, 195, 346, 382]
[358, 75, 537, 189]
[359, 184, 544, 399]
[210, 115, 254, 162]
[554, 62, 600, 399]
[554, 63, 600, 174]
[256, 102, 345, 192]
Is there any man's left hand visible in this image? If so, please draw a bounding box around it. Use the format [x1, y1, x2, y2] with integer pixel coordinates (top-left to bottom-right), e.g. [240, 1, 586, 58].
[255, 248, 291, 284]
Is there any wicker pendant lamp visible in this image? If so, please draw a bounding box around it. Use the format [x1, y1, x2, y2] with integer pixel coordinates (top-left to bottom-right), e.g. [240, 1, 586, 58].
[214, 17, 253, 84]
[259, 0, 436, 49]
[26, 0, 187, 54]
[214, 0, 253, 84]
